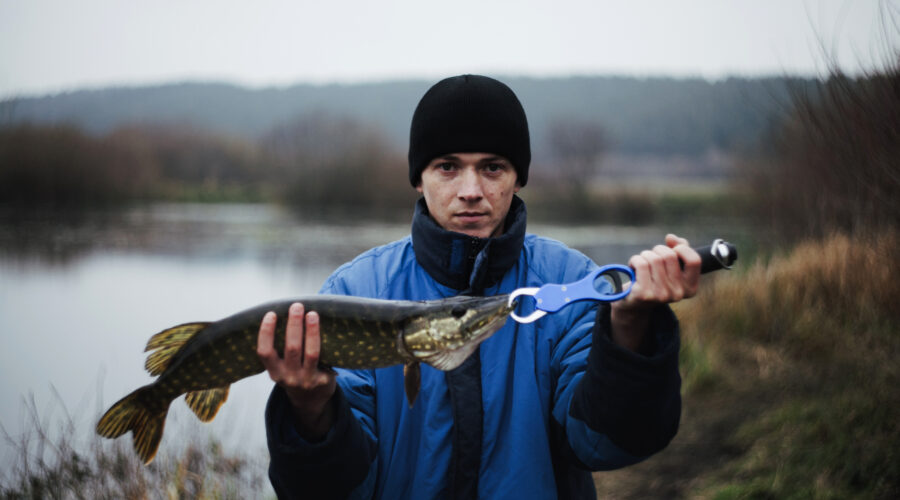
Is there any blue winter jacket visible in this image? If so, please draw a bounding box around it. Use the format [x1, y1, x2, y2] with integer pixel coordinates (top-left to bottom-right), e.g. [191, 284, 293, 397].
[265, 198, 681, 499]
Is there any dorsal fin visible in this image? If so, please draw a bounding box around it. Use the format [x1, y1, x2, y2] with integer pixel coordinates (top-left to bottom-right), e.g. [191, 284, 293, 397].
[144, 322, 210, 376]
[185, 386, 230, 422]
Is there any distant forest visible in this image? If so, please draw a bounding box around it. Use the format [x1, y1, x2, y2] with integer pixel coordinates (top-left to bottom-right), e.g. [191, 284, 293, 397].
[0, 76, 814, 160]
[1, 74, 839, 223]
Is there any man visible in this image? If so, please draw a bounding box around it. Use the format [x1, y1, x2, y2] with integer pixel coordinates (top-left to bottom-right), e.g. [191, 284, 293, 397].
[257, 74, 700, 499]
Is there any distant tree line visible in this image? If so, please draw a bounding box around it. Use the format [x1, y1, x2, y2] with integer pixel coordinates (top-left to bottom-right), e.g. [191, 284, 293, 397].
[259, 112, 414, 216]
[0, 113, 644, 222]
[0, 116, 415, 215]
[1, 76, 811, 159]
[3, 63, 896, 232]
[0, 124, 254, 207]
[0, 124, 155, 206]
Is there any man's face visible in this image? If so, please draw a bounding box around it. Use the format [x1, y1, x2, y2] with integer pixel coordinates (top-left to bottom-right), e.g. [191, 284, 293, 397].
[416, 152, 520, 239]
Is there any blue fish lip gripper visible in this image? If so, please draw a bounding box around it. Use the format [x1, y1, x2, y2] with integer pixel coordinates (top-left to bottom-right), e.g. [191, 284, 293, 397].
[508, 264, 635, 324]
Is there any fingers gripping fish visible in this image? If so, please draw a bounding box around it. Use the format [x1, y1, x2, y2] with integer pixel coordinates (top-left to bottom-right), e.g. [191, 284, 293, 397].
[96, 294, 515, 464]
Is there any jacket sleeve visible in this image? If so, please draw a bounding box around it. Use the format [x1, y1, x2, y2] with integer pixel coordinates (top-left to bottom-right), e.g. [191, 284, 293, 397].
[264, 271, 381, 499]
[553, 302, 682, 470]
[265, 382, 378, 499]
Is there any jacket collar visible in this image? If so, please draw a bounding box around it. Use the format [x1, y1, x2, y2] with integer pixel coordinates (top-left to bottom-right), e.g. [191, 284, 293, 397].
[411, 195, 526, 294]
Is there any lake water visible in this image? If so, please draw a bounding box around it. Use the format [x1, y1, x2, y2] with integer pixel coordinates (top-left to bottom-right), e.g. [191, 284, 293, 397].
[0, 202, 725, 481]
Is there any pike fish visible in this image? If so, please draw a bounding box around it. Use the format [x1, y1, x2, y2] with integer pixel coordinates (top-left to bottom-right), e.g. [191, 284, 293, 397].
[96, 294, 514, 464]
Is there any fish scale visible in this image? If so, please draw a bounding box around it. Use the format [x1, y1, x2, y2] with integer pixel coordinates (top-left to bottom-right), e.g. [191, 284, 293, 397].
[97, 293, 515, 464]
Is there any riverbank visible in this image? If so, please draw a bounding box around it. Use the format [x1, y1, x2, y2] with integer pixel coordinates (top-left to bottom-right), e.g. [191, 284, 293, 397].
[595, 232, 900, 499]
[3, 232, 896, 498]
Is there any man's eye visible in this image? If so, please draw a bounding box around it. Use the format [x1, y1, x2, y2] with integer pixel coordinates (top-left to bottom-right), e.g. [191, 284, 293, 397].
[437, 163, 455, 171]
[485, 163, 504, 172]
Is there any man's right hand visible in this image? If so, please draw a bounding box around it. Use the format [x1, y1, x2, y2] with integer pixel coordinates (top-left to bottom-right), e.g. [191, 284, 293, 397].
[257, 302, 337, 440]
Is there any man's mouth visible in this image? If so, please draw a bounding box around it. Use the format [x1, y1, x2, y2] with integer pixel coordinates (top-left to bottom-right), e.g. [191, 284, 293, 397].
[455, 212, 487, 223]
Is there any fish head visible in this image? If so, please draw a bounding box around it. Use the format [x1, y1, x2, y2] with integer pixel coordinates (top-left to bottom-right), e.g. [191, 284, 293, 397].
[402, 294, 516, 371]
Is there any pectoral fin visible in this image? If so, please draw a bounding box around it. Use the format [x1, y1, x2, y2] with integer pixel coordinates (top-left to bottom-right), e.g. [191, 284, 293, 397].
[419, 341, 481, 372]
[403, 362, 421, 408]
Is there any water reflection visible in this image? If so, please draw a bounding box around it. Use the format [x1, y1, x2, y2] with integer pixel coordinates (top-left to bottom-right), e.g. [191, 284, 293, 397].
[0, 203, 417, 474]
[0, 203, 411, 268]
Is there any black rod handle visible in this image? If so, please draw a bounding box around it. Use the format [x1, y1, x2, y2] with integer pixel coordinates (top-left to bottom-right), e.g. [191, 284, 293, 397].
[694, 239, 738, 273]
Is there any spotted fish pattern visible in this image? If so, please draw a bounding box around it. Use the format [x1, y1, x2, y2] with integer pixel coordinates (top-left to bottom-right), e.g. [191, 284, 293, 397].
[96, 294, 515, 464]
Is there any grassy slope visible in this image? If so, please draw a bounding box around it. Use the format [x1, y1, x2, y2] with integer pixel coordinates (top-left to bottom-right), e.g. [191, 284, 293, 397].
[594, 233, 900, 499]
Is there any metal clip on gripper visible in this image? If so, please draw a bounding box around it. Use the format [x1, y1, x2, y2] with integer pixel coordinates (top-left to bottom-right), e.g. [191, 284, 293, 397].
[699, 238, 737, 273]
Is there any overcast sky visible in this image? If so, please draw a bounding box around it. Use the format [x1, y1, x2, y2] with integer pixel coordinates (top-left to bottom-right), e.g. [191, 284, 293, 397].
[1, 0, 896, 98]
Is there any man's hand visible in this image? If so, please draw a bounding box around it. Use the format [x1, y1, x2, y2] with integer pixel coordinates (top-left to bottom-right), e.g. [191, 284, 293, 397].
[610, 234, 701, 352]
[257, 302, 337, 440]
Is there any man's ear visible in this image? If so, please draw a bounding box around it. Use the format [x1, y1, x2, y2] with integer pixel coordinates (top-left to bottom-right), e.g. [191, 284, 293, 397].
[415, 183, 424, 194]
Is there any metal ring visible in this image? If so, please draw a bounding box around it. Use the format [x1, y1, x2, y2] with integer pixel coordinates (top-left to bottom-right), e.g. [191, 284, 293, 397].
[508, 288, 547, 323]
[710, 238, 733, 270]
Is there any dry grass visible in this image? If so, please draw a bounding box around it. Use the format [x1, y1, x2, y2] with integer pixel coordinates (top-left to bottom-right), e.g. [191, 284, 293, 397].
[0, 394, 271, 500]
[678, 231, 899, 370]
[595, 232, 900, 499]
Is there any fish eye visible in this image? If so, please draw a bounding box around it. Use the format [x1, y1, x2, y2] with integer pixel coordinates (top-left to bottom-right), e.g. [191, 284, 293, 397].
[451, 307, 467, 319]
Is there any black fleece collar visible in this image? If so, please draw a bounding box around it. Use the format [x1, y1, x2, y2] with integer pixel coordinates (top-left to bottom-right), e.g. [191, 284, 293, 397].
[411, 195, 527, 294]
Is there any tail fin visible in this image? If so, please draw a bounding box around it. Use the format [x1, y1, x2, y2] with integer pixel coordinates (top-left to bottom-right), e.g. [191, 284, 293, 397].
[96, 387, 170, 465]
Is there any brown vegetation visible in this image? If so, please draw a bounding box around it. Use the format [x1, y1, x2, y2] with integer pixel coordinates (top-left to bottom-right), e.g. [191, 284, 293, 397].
[595, 32, 900, 499]
[0, 114, 419, 217]
[0, 123, 265, 207]
[260, 113, 416, 217]
[596, 232, 900, 498]
[739, 62, 900, 243]
[0, 125, 153, 206]
[0, 395, 269, 499]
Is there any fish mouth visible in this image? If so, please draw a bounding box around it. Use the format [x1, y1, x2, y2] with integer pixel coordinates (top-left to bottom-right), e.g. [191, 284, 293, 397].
[408, 294, 515, 371]
[460, 295, 515, 340]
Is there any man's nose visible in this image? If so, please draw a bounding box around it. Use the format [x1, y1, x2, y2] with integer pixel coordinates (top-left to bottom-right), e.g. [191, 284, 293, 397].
[457, 168, 483, 200]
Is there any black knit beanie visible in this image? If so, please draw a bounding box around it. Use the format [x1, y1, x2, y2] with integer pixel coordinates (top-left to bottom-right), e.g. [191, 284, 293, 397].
[408, 74, 531, 187]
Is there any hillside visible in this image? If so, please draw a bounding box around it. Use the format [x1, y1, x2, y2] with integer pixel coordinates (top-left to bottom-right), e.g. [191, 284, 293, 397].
[0, 76, 814, 162]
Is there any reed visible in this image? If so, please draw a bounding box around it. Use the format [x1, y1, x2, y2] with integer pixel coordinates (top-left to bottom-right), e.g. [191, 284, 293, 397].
[739, 56, 900, 244]
[673, 232, 900, 498]
[0, 394, 272, 500]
